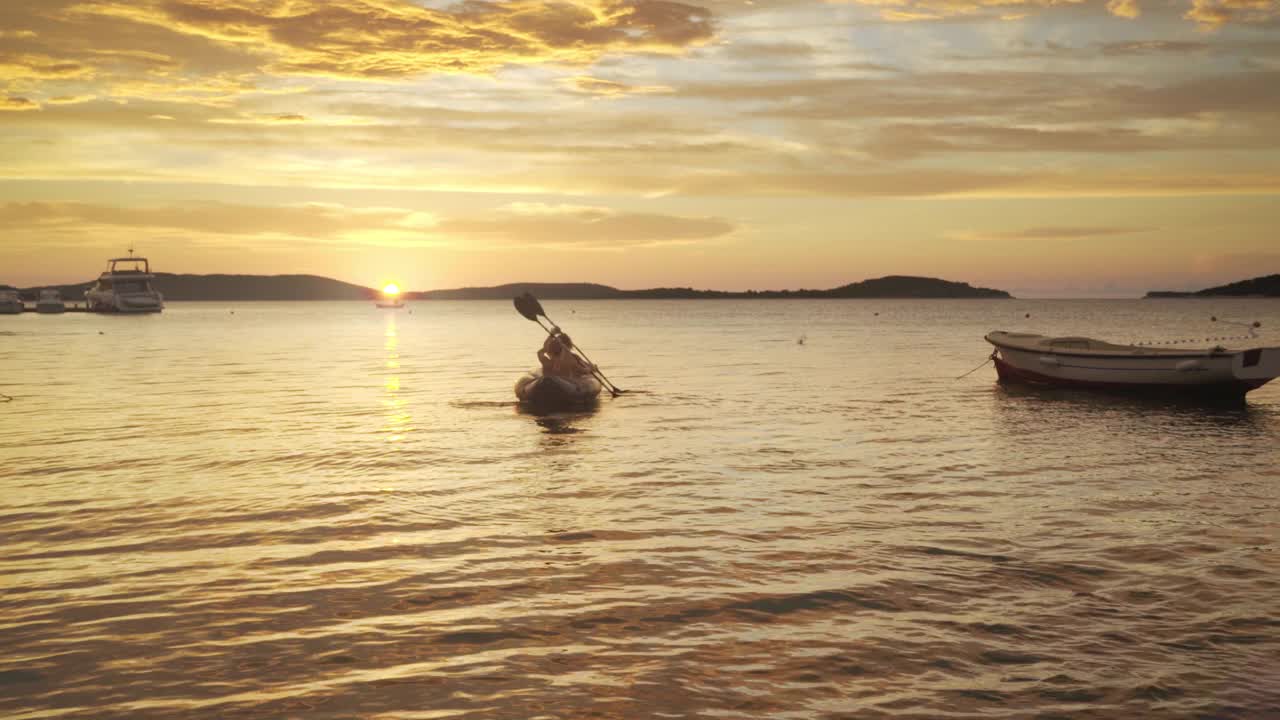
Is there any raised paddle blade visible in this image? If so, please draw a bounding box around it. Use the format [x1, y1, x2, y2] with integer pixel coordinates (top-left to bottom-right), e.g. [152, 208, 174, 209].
[513, 294, 540, 322]
[522, 292, 548, 319]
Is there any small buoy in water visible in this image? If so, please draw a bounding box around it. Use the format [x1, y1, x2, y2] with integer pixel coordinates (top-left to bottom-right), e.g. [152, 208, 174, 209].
[1025, 313, 1031, 318]
[98, 331, 104, 335]
[230, 310, 235, 314]
[874, 312, 879, 316]
[797, 334, 806, 345]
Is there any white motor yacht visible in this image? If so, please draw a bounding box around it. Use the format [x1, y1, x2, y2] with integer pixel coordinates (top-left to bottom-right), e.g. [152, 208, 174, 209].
[0, 290, 23, 314]
[36, 289, 66, 314]
[85, 253, 164, 313]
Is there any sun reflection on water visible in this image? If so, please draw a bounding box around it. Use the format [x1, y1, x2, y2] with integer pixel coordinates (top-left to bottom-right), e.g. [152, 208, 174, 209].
[382, 314, 411, 442]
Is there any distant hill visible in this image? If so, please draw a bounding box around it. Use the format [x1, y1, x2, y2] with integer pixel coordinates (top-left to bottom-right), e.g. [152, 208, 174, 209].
[1145, 274, 1280, 298]
[15, 274, 376, 302]
[826, 275, 1009, 298]
[412, 282, 625, 300]
[411, 276, 1011, 300]
[10, 274, 1012, 301]
[151, 274, 375, 301]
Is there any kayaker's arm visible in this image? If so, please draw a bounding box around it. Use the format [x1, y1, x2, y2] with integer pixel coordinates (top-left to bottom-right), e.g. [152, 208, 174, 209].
[572, 354, 597, 375]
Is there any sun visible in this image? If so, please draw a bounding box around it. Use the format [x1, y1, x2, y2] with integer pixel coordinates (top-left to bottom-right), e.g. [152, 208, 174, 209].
[382, 282, 401, 296]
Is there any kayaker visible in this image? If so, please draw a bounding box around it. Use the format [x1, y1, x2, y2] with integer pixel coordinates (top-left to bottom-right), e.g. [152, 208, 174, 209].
[539, 333, 595, 378]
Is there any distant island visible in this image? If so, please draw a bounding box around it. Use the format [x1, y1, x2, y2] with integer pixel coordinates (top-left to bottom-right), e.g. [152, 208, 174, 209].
[1145, 274, 1280, 298]
[8, 273, 375, 302]
[9, 274, 1012, 301]
[413, 276, 1010, 300]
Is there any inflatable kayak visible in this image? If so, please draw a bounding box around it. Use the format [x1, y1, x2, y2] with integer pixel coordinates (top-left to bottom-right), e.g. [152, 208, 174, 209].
[514, 370, 602, 409]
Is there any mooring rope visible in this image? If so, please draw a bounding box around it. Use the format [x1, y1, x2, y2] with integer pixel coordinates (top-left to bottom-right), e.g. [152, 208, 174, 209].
[957, 351, 997, 380]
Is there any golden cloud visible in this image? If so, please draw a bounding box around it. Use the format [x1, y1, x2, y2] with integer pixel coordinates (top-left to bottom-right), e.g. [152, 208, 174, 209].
[824, 0, 1276, 25]
[208, 112, 307, 124]
[0, 52, 92, 81]
[562, 75, 673, 95]
[566, 167, 1280, 198]
[0, 96, 40, 111]
[827, 0, 1088, 23]
[47, 94, 97, 104]
[435, 203, 735, 249]
[63, 0, 717, 81]
[0, 199, 731, 253]
[1106, 0, 1140, 18]
[0, 201, 434, 239]
[947, 226, 1156, 241]
[1185, 0, 1280, 27]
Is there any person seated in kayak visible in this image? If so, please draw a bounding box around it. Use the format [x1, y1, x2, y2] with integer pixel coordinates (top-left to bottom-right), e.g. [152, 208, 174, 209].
[539, 333, 595, 378]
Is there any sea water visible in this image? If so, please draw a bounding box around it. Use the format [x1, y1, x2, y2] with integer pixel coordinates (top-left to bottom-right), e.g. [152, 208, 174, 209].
[2, 299, 1278, 718]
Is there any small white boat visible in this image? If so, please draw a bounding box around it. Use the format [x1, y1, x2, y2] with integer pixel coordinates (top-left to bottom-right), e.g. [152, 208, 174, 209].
[0, 290, 22, 314]
[515, 369, 602, 410]
[986, 331, 1280, 399]
[35, 289, 66, 314]
[85, 252, 164, 313]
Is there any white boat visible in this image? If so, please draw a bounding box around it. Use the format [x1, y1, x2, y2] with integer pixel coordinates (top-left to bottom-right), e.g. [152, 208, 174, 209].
[35, 289, 66, 314]
[0, 290, 22, 314]
[986, 331, 1280, 399]
[85, 253, 164, 313]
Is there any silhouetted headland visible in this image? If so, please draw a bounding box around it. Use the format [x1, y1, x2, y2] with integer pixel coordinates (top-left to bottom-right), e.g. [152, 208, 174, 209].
[407, 276, 1012, 300]
[10, 274, 1012, 301]
[13, 274, 376, 302]
[1145, 274, 1280, 298]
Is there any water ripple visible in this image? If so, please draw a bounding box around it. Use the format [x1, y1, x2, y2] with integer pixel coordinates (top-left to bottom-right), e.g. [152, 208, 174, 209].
[1, 300, 1278, 718]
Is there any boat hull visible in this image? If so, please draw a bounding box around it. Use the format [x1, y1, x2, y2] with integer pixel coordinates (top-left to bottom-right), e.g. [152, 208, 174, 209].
[987, 332, 1279, 399]
[515, 370, 602, 410]
[35, 303, 66, 314]
[992, 356, 1267, 399]
[86, 291, 163, 313]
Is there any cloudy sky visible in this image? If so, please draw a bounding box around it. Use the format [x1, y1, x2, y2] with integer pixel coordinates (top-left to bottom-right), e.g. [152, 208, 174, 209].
[2, 0, 1278, 296]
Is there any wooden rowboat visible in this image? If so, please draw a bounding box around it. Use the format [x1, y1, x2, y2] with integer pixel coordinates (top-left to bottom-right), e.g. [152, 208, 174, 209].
[986, 331, 1280, 400]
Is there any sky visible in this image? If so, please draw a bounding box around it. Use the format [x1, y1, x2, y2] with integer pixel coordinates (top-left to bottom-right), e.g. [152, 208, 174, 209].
[1, 0, 1278, 297]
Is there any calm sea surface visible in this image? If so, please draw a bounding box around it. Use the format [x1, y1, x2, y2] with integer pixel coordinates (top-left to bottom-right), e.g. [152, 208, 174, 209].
[2, 299, 1279, 719]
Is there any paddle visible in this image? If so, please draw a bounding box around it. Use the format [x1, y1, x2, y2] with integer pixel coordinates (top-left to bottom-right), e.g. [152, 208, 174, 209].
[513, 292, 624, 396]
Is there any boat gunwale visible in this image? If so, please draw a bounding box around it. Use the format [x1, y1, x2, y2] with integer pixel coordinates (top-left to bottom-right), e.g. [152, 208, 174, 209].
[984, 332, 1257, 360]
